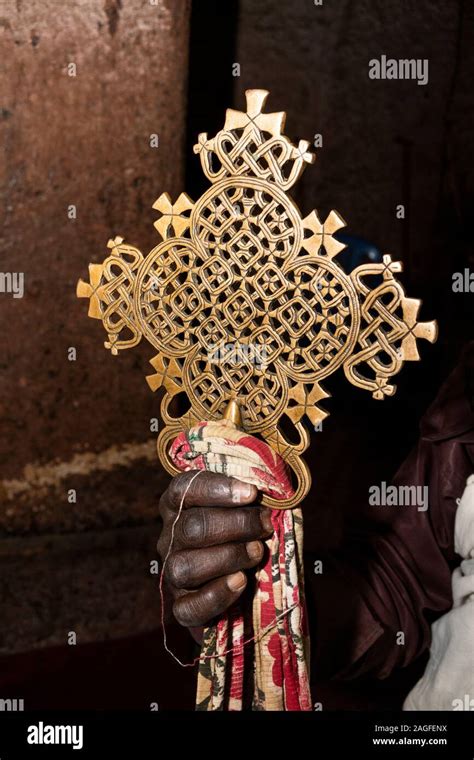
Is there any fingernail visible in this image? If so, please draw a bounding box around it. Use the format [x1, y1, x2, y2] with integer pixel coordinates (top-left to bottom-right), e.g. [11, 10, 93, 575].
[232, 480, 255, 503]
[246, 541, 263, 561]
[260, 509, 274, 534]
[227, 571, 247, 591]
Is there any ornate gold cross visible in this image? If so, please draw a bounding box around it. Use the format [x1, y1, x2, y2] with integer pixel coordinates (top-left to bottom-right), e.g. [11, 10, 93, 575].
[77, 89, 437, 509]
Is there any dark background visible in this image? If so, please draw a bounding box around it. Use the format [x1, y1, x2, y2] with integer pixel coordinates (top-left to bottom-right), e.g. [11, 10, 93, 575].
[0, 0, 472, 710]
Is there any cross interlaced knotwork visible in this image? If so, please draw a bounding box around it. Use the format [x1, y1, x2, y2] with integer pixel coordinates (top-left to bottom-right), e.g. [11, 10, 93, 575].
[77, 89, 437, 509]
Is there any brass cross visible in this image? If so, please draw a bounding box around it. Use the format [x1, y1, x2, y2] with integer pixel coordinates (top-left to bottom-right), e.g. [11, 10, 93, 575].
[77, 89, 437, 509]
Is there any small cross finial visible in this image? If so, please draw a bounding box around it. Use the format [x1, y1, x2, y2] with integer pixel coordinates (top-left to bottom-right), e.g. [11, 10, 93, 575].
[224, 88, 286, 136]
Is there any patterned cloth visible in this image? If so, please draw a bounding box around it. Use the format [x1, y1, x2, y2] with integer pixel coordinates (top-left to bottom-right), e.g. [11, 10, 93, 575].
[170, 420, 294, 500]
[170, 419, 312, 711]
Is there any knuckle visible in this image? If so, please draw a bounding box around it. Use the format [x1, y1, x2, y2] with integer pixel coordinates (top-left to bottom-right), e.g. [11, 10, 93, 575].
[195, 473, 230, 504]
[235, 508, 261, 537]
[179, 509, 206, 546]
[258, 508, 273, 535]
[156, 523, 170, 557]
[201, 583, 227, 612]
[156, 522, 172, 560]
[172, 599, 194, 627]
[227, 542, 246, 568]
[156, 536, 166, 560]
[173, 596, 205, 628]
[166, 473, 189, 509]
[166, 553, 190, 589]
[157, 493, 168, 520]
[223, 541, 239, 562]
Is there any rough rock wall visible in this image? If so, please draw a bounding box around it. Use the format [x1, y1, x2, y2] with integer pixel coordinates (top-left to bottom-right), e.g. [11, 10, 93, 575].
[0, 0, 190, 652]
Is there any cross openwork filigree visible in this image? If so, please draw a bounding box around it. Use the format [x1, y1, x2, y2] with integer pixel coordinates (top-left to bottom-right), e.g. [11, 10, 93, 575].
[77, 89, 437, 508]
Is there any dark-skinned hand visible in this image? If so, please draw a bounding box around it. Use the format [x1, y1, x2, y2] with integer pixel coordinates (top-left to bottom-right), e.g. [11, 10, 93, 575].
[157, 471, 273, 635]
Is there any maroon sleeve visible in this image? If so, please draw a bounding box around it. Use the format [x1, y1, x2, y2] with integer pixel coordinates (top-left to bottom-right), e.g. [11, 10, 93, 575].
[306, 342, 474, 681]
